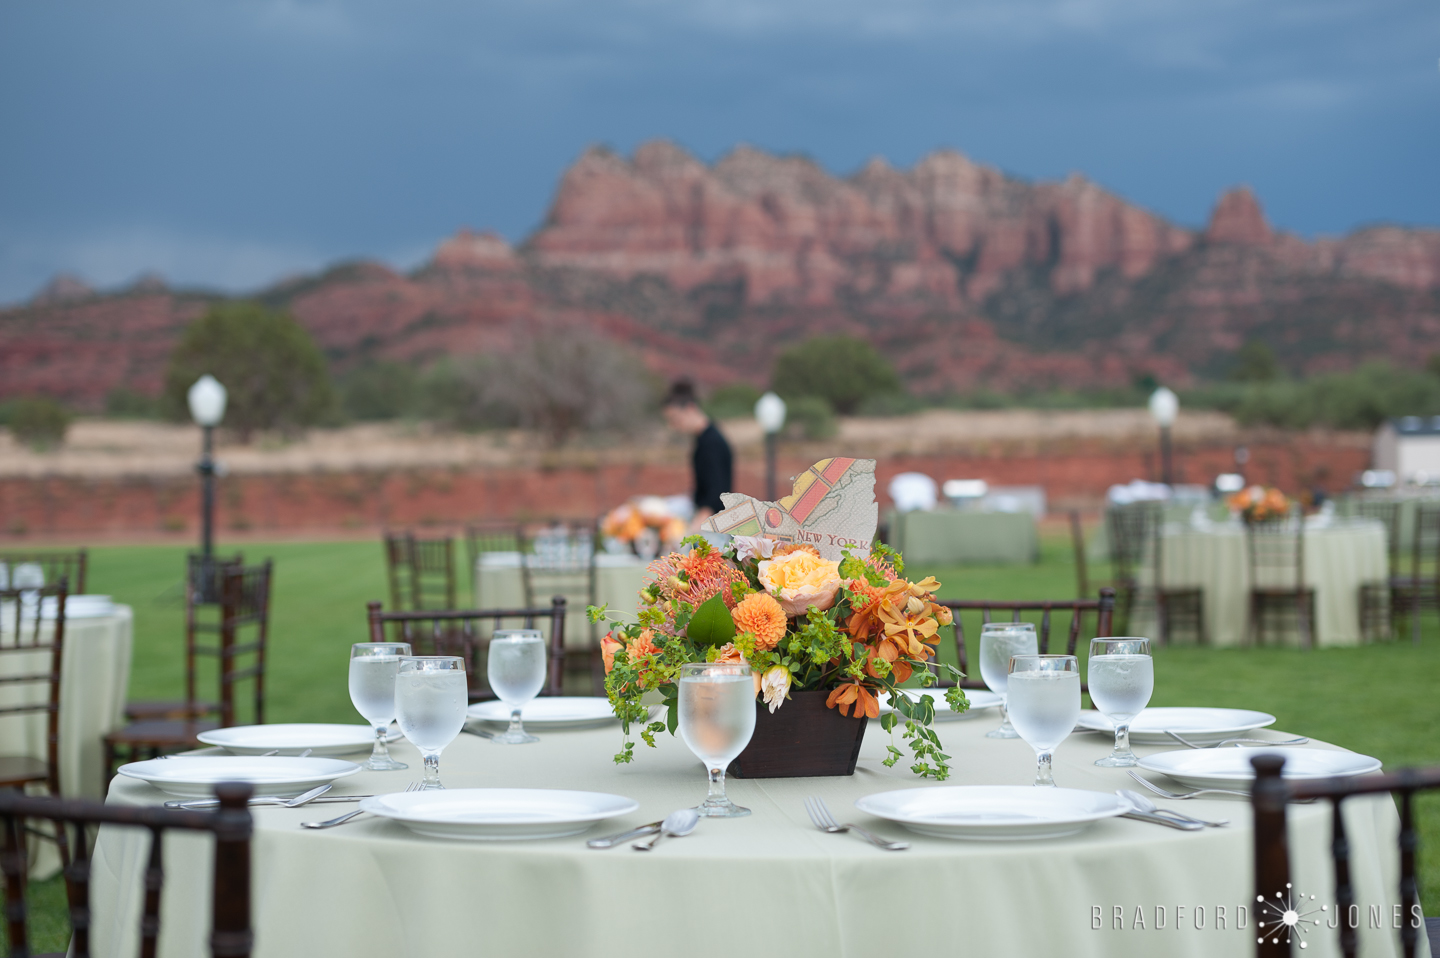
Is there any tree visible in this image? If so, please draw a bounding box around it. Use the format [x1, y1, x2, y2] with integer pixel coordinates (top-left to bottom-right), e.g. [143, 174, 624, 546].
[770, 335, 902, 415]
[5, 397, 72, 450]
[163, 301, 336, 440]
[1230, 339, 1281, 383]
[340, 359, 419, 421]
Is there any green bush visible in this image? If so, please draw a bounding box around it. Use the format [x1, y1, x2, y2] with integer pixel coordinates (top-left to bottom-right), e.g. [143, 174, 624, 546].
[771, 335, 901, 415]
[340, 360, 419, 421]
[704, 382, 763, 420]
[7, 397, 72, 449]
[783, 395, 837, 441]
[162, 301, 336, 440]
[1229, 340, 1282, 383]
[105, 388, 160, 419]
[1185, 361, 1440, 430]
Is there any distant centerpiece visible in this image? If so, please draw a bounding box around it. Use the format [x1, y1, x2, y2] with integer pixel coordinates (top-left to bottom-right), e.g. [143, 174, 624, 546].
[589, 458, 969, 780]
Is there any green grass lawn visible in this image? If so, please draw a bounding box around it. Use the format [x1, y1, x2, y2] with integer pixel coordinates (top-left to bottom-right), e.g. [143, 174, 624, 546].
[14, 532, 1440, 950]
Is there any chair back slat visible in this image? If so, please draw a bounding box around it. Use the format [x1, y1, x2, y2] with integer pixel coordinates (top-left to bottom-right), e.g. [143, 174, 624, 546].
[366, 600, 574, 699]
[1251, 756, 1440, 958]
[217, 562, 273, 728]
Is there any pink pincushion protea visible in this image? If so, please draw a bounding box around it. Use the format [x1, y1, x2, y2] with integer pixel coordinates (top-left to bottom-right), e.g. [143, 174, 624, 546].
[646, 548, 747, 611]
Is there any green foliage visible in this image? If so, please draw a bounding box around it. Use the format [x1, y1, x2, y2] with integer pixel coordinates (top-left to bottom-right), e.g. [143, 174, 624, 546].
[5, 396, 72, 449]
[685, 594, 736, 647]
[339, 359, 420, 421]
[1229, 339, 1282, 383]
[783, 395, 837, 440]
[1185, 361, 1440, 430]
[162, 301, 336, 439]
[703, 382, 762, 420]
[105, 388, 160, 419]
[771, 335, 902, 415]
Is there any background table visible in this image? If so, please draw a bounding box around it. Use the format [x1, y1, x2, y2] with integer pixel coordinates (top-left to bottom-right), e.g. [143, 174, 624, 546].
[475, 553, 647, 649]
[92, 708, 1411, 958]
[1130, 519, 1387, 646]
[886, 510, 1039, 567]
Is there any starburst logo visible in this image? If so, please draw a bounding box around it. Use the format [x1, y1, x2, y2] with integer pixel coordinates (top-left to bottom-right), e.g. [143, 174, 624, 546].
[1256, 883, 1327, 948]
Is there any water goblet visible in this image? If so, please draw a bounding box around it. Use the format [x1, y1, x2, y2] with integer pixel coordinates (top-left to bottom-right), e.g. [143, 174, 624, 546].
[348, 641, 412, 770]
[394, 656, 468, 790]
[486, 629, 547, 744]
[1087, 637, 1153, 767]
[978, 622, 1038, 739]
[1006, 654, 1081, 787]
[677, 661, 756, 818]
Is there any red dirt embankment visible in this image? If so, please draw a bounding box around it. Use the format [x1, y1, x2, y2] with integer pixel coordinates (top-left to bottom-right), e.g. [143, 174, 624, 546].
[0, 411, 1371, 542]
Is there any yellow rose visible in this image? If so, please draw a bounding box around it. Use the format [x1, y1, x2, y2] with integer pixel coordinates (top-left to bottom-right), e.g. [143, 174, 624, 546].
[757, 551, 843, 616]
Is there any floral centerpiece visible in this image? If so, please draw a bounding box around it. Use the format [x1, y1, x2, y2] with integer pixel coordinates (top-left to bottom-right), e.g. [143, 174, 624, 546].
[588, 534, 970, 780]
[601, 497, 689, 557]
[1228, 486, 1293, 524]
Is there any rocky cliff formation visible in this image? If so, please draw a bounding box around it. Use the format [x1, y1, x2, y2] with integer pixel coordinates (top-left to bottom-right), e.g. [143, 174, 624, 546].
[5, 141, 1440, 408]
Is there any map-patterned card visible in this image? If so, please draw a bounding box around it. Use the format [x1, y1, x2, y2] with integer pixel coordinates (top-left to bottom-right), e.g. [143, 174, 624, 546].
[700, 457, 877, 561]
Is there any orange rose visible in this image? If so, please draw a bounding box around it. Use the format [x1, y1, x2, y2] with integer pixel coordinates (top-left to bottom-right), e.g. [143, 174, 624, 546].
[600, 632, 624, 674]
[731, 591, 787, 651]
[757, 551, 843, 616]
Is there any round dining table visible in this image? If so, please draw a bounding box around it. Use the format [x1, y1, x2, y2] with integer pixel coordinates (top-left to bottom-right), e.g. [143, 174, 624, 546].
[87, 700, 1411, 958]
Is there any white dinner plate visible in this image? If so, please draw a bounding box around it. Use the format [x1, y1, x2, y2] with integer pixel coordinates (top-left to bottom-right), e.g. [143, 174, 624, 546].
[1075, 707, 1276, 745]
[877, 689, 1002, 721]
[117, 756, 362, 798]
[197, 723, 400, 756]
[1138, 747, 1382, 790]
[359, 788, 639, 841]
[467, 697, 617, 730]
[855, 786, 1128, 841]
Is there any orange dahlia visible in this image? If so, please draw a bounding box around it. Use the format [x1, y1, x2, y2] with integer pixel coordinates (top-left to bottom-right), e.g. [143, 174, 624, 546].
[731, 591, 787, 651]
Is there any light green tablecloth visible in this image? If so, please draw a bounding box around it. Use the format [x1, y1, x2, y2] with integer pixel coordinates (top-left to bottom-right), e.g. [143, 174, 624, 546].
[1130, 520, 1387, 647]
[887, 510, 1039, 567]
[1, 605, 133, 878]
[475, 553, 648, 649]
[89, 710, 1417, 958]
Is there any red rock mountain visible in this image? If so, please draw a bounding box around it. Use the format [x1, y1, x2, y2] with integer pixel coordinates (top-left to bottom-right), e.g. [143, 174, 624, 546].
[5, 141, 1440, 407]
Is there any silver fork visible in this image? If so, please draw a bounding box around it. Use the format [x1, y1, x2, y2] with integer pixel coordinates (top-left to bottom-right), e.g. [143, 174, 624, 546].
[302, 781, 420, 829]
[803, 797, 908, 850]
[1125, 770, 1251, 800]
[1165, 731, 1309, 749]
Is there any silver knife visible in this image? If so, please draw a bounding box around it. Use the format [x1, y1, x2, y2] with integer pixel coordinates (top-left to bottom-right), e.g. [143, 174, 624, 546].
[587, 821, 663, 848]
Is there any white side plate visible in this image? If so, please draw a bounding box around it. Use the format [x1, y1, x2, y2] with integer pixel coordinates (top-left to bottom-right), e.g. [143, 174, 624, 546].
[1076, 707, 1276, 745]
[467, 697, 617, 729]
[360, 788, 639, 841]
[197, 723, 400, 756]
[877, 689, 1002, 721]
[855, 786, 1127, 841]
[117, 756, 361, 798]
[1138, 747, 1381, 789]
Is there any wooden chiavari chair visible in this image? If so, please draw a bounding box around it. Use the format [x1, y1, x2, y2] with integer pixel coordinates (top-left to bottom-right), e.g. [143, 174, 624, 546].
[0, 551, 86, 595]
[933, 589, 1116, 692]
[1246, 512, 1315, 649]
[1251, 754, 1440, 958]
[383, 532, 459, 612]
[366, 597, 569, 701]
[464, 521, 523, 606]
[0, 783, 253, 958]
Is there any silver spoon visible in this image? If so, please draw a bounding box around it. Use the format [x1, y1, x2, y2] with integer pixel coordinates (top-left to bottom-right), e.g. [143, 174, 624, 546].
[632, 808, 699, 851]
[1165, 731, 1308, 749]
[1119, 789, 1228, 827]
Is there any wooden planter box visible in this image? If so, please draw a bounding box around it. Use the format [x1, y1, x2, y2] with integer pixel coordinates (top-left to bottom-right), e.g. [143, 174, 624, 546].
[727, 690, 869, 779]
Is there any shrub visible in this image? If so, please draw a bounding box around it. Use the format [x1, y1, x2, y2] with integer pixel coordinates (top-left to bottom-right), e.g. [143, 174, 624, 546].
[105, 388, 160, 419]
[340, 360, 420, 421]
[7, 397, 72, 450]
[771, 335, 902, 415]
[162, 301, 336, 440]
[1229, 340, 1282, 383]
[784, 395, 838, 441]
[704, 382, 762, 420]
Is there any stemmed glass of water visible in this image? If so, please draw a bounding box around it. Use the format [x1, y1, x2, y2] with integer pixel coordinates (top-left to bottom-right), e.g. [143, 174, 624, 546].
[348, 642, 412, 770]
[678, 662, 756, 818]
[1087, 638, 1153, 767]
[487, 630, 547, 744]
[979, 622, 1038, 739]
[1006, 654, 1081, 787]
[394, 656, 468, 790]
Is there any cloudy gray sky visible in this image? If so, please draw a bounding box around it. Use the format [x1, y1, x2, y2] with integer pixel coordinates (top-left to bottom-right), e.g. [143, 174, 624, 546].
[0, 0, 1434, 302]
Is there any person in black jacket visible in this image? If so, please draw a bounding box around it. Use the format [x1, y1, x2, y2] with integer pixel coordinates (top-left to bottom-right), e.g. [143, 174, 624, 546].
[662, 380, 733, 530]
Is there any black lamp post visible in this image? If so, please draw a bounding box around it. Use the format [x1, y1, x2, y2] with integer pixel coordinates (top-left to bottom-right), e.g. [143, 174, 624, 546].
[187, 375, 228, 596]
[754, 392, 787, 501]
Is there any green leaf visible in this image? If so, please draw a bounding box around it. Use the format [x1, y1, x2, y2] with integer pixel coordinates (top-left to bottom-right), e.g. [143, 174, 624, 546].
[666, 698, 680, 735]
[685, 593, 737, 647]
